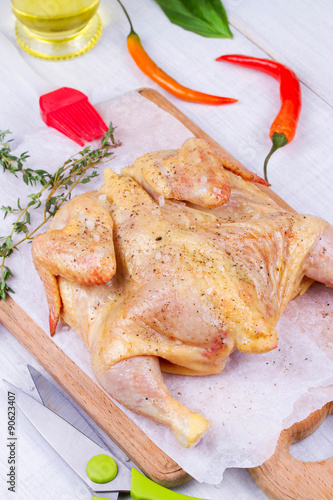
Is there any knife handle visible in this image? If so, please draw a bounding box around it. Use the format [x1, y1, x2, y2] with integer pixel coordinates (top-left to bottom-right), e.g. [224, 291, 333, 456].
[130, 468, 211, 500]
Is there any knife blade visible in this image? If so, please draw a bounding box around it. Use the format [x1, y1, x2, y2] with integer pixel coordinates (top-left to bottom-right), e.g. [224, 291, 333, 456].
[27, 364, 131, 466]
[4, 380, 120, 498]
[4, 380, 210, 500]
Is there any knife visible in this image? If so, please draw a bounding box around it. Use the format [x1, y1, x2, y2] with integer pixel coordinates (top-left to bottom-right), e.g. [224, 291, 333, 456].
[26, 364, 130, 466]
[4, 374, 210, 500]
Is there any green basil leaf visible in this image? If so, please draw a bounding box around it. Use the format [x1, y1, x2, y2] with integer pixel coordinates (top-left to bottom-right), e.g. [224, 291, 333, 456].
[153, 0, 233, 39]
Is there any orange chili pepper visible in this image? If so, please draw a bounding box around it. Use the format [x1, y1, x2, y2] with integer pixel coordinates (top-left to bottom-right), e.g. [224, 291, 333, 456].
[117, 1, 237, 105]
[217, 54, 302, 182]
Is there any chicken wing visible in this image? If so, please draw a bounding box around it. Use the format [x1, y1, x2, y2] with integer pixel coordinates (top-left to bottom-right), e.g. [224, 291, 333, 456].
[32, 193, 116, 335]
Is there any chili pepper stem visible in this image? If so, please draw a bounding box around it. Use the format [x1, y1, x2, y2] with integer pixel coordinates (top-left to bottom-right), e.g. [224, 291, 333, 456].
[117, 0, 136, 35]
[263, 132, 289, 182]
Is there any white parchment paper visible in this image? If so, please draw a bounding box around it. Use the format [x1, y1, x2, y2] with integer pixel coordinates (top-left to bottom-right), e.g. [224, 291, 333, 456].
[1, 91, 332, 485]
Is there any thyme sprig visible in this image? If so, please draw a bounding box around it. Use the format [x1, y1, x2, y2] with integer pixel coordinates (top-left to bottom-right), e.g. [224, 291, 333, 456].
[0, 130, 49, 186]
[0, 124, 120, 300]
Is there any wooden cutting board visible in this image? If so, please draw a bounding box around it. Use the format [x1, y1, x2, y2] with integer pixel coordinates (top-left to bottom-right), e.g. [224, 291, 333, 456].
[0, 88, 332, 498]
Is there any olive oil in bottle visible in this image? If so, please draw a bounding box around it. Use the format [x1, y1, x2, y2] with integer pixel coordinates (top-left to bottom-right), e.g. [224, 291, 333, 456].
[11, 0, 102, 60]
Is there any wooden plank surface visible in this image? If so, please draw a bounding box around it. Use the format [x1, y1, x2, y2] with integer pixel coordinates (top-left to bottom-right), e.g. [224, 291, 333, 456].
[0, 88, 332, 498]
[225, 0, 333, 105]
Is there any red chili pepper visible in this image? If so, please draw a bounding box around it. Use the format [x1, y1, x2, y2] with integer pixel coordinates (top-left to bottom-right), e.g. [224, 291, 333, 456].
[217, 54, 302, 182]
[117, 1, 238, 105]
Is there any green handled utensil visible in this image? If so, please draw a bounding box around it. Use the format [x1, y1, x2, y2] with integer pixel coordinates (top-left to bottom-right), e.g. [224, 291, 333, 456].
[4, 377, 210, 500]
[92, 468, 204, 500]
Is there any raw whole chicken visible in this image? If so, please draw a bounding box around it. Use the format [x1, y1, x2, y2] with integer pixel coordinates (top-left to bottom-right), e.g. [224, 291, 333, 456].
[32, 138, 333, 447]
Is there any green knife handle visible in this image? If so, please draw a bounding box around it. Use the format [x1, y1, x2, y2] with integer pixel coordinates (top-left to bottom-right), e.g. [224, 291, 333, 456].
[130, 468, 211, 500]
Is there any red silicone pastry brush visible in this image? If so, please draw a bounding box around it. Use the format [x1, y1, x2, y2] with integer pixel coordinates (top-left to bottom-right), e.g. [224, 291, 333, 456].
[39, 87, 108, 146]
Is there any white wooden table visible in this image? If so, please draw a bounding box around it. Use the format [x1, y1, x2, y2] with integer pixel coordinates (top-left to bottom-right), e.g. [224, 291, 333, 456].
[1, 1, 333, 499]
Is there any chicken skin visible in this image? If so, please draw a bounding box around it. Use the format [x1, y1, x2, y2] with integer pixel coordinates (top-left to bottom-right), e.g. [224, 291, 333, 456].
[32, 138, 333, 447]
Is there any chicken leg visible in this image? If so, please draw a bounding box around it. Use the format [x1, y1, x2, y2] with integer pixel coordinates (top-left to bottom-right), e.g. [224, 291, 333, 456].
[58, 277, 213, 447]
[96, 356, 211, 447]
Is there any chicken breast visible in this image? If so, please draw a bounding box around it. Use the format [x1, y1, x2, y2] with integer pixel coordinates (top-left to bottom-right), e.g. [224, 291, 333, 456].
[32, 138, 333, 447]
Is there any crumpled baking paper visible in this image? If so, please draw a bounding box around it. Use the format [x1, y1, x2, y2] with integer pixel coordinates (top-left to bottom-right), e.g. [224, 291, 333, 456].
[1, 91, 332, 485]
